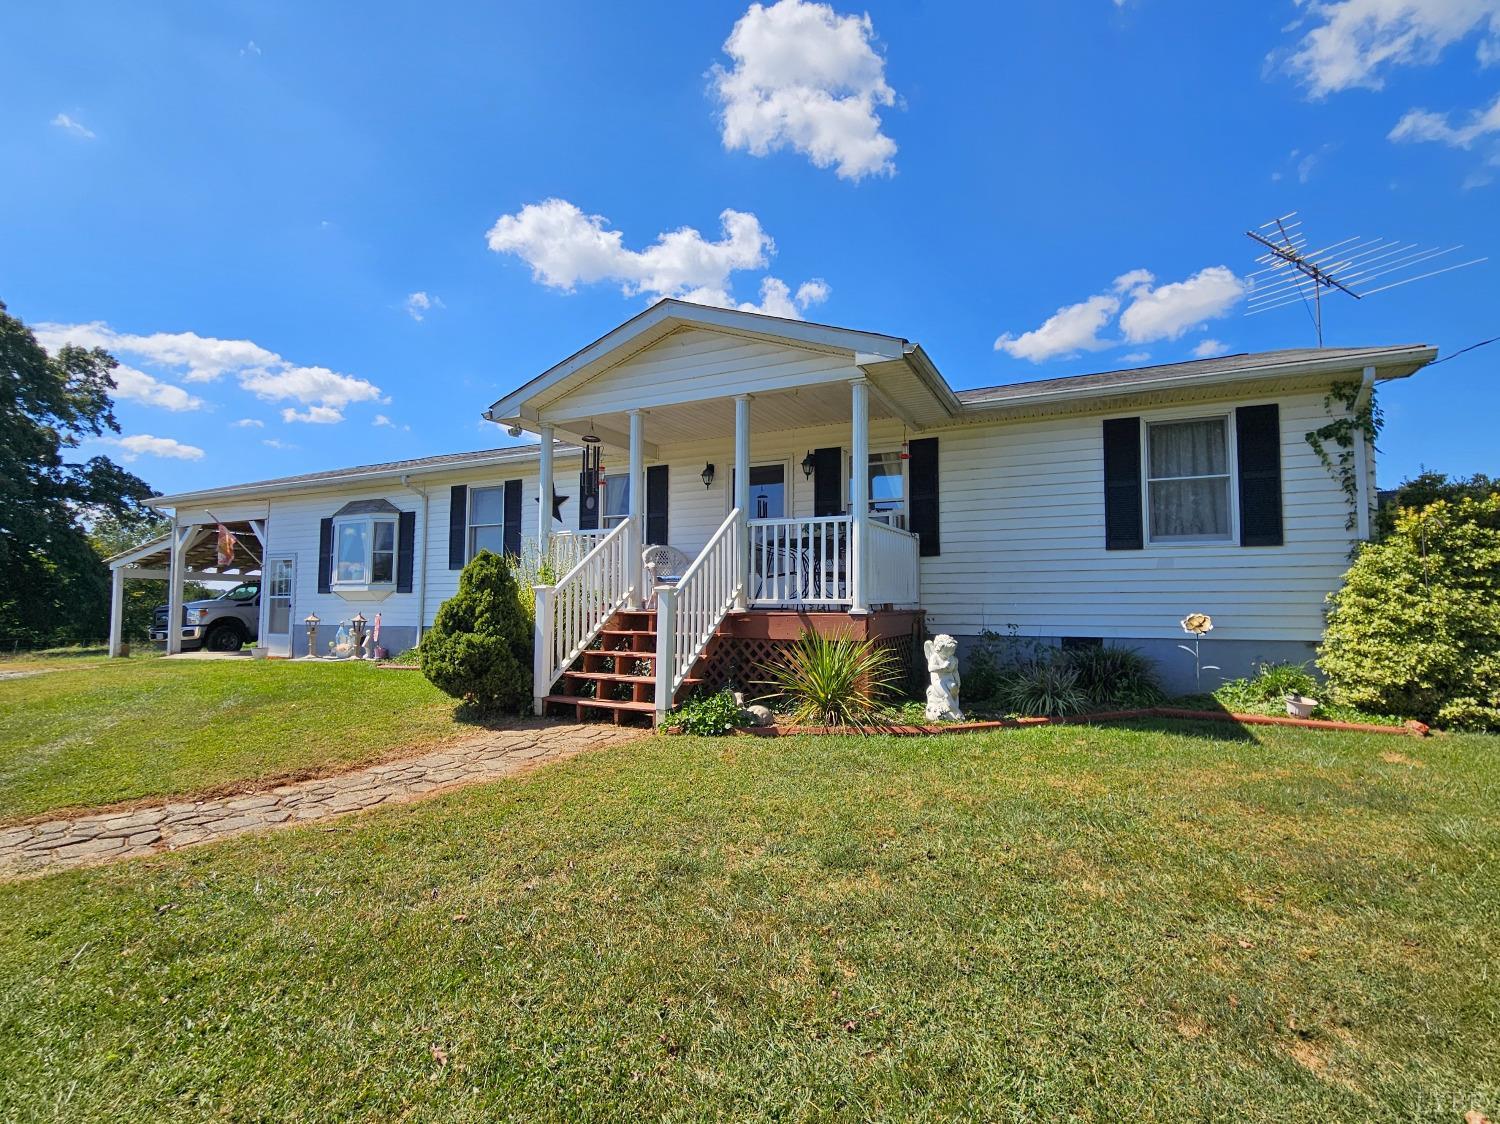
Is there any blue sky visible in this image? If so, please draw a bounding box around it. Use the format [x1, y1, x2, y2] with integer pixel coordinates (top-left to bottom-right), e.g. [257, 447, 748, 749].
[3, 0, 1496, 496]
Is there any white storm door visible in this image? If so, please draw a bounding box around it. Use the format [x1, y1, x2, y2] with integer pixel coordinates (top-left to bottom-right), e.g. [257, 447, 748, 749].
[265, 555, 295, 657]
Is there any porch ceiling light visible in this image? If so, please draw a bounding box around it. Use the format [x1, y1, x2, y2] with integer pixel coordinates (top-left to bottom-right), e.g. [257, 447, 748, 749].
[701, 463, 715, 489]
[800, 450, 816, 480]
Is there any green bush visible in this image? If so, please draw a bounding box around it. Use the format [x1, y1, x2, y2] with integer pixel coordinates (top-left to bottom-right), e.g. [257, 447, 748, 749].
[1062, 645, 1165, 707]
[420, 551, 533, 714]
[671, 689, 744, 736]
[998, 658, 1090, 718]
[1213, 661, 1318, 711]
[763, 632, 899, 728]
[1319, 496, 1500, 728]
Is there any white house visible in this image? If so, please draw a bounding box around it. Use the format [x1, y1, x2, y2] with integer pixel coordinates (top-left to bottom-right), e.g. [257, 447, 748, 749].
[121, 300, 1435, 717]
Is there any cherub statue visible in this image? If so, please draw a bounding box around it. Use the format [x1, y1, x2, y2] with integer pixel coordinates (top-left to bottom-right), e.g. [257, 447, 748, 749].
[924, 634, 963, 722]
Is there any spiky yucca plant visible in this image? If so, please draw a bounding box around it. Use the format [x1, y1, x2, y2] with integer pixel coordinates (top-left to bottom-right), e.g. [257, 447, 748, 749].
[763, 632, 900, 728]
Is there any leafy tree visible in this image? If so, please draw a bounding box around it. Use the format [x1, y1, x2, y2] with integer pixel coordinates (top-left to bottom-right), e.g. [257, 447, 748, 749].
[1319, 495, 1500, 729]
[1375, 469, 1499, 539]
[420, 551, 533, 714]
[0, 299, 157, 646]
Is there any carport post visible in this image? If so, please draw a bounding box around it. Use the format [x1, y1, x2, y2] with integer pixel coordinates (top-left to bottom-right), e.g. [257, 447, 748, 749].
[108, 567, 126, 658]
[166, 521, 189, 655]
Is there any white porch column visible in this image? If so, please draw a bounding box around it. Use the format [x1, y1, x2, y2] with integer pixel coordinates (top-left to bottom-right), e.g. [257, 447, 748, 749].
[108, 567, 126, 658]
[849, 377, 870, 615]
[166, 520, 188, 655]
[733, 394, 751, 611]
[537, 425, 554, 559]
[626, 409, 645, 609]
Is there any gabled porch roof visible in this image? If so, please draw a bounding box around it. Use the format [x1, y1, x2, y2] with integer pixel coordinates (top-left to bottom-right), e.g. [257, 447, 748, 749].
[484, 299, 961, 449]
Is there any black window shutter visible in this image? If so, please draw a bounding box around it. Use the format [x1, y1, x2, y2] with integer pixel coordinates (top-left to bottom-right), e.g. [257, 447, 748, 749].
[812, 447, 843, 517]
[448, 485, 467, 569]
[907, 437, 940, 557]
[1102, 417, 1144, 550]
[317, 518, 333, 593]
[396, 510, 416, 593]
[503, 479, 523, 556]
[1236, 404, 1284, 547]
[645, 465, 669, 545]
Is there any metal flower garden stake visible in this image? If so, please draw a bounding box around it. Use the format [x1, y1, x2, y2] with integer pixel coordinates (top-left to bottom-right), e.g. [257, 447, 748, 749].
[1179, 613, 1220, 692]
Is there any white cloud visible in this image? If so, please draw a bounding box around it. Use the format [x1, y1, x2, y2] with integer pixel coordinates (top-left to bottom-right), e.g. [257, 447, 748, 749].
[1281, 0, 1500, 96]
[994, 295, 1120, 361]
[1118, 266, 1246, 344]
[372, 414, 394, 427]
[1193, 339, 1230, 358]
[241, 40, 261, 57]
[1390, 91, 1500, 146]
[101, 434, 205, 461]
[712, 0, 897, 180]
[233, 418, 264, 428]
[281, 405, 345, 424]
[486, 197, 826, 313]
[1120, 351, 1152, 363]
[50, 113, 95, 139]
[261, 438, 297, 451]
[109, 365, 205, 412]
[33, 320, 382, 419]
[795, 278, 831, 307]
[995, 265, 1247, 362]
[404, 291, 443, 321]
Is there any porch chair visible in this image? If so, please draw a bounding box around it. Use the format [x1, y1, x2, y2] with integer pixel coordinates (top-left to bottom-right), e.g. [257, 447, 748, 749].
[643, 544, 694, 607]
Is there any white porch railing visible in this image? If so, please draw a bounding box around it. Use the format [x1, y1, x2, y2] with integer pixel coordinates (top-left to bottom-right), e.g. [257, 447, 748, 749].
[655, 508, 742, 717]
[865, 519, 920, 607]
[748, 516, 850, 606]
[532, 518, 633, 713]
[549, 529, 606, 574]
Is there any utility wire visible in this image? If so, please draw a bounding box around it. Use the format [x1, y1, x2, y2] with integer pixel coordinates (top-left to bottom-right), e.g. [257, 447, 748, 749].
[1428, 333, 1500, 367]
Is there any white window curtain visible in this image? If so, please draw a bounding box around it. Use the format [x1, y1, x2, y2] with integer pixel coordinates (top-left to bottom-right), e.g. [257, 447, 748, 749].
[1148, 419, 1231, 540]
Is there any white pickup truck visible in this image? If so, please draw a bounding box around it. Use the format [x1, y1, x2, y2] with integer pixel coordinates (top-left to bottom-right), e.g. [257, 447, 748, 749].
[150, 581, 261, 652]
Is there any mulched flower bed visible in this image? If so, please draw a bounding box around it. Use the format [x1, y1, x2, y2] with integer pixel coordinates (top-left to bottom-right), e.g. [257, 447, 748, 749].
[676, 707, 1430, 738]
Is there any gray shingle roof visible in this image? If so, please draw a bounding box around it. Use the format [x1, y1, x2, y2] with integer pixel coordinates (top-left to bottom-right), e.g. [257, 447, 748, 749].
[955, 345, 1428, 407]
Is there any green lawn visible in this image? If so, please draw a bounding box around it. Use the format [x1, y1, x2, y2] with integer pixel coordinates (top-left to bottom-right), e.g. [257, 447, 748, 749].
[0, 658, 464, 821]
[1, 722, 1495, 1121]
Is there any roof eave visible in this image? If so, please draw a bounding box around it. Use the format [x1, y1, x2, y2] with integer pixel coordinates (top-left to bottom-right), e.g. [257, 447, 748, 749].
[955, 345, 1438, 415]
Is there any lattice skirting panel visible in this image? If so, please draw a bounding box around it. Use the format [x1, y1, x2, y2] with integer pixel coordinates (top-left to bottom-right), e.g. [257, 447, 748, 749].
[689, 624, 924, 701]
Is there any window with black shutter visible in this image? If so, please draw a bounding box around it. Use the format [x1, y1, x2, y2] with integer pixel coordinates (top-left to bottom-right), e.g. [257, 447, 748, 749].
[1236, 403, 1284, 546]
[907, 437, 940, 557]
[448, 485, 467, 569]
[1102, 417, 1144, 550]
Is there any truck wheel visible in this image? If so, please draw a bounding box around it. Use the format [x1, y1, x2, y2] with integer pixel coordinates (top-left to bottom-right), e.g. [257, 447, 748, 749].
[204, 622, 246, 652]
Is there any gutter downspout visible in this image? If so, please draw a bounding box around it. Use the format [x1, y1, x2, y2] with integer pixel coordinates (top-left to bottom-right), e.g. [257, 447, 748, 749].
[401, 475, 431, 645]
[1352, 366, 1376, 542]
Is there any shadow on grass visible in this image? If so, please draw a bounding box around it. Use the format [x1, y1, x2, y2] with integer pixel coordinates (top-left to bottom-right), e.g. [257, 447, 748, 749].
[1100, 713, 1260, 744]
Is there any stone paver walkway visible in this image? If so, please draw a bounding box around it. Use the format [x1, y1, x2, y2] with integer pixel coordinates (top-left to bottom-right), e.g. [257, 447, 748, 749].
[0, 720, 640, 879]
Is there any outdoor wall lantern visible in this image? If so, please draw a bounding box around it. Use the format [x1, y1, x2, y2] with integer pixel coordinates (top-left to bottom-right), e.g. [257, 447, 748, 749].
[701, 463, 715, 489]
[304, 613, 320, 657]
[801, 450, 816, 480]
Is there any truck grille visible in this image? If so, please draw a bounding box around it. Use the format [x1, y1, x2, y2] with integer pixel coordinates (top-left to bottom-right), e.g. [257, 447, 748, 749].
[153, 607, 169, 629]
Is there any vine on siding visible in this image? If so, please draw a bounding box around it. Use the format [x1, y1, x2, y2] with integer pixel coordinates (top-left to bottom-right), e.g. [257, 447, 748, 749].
[1305, 379, 1382, 531]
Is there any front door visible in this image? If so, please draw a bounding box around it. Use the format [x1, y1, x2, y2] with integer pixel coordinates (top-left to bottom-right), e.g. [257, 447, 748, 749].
[264, 555, 295, 657]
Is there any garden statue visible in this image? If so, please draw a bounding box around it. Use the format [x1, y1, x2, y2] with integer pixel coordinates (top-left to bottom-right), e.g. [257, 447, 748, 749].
[924, 634, 963, 722]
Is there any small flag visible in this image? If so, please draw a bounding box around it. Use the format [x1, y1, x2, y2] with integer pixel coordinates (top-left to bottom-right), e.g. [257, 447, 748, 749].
[371, 613, 382, 644]
[215, 523, 235, 568]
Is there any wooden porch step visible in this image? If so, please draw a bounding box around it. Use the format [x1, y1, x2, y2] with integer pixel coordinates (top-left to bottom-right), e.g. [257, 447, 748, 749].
[562, 670, 701, 687]
[599, 628, 656, 639]
[541, 694, 657, 725]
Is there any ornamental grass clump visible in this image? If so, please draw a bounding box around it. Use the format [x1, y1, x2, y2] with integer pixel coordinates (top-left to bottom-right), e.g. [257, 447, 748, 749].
[763, 632, 899, 729]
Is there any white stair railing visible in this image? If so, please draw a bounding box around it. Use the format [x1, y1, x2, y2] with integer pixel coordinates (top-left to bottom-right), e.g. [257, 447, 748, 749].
[654, 508, 742, 721]
[532, 518, 633, 714]
[865, 520, 921, 607]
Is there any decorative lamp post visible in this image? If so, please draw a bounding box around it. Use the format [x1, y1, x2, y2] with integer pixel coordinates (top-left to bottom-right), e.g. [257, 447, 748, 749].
[350, 612, 368, 660]
[304, 613, 320, 659]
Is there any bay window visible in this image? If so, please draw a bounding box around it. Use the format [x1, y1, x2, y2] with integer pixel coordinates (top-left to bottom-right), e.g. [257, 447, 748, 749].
[1146, 417, 1232, 542]
[333, 515, 397, 587]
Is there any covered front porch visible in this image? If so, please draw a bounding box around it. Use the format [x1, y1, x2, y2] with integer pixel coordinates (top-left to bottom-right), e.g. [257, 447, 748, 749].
[488, 300, 954, 720]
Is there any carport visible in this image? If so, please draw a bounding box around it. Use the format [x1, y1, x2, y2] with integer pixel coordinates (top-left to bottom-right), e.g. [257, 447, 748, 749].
[106, 516, 265, 657]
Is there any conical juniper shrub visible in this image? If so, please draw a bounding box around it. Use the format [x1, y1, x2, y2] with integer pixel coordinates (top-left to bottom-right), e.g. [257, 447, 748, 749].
[762, 632, 900, 728]
[420, 550, 533, 715]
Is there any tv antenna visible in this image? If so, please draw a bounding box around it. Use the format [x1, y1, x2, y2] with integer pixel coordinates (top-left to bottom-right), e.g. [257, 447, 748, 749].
[1244, 212, 1485, 345]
